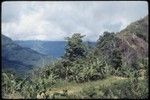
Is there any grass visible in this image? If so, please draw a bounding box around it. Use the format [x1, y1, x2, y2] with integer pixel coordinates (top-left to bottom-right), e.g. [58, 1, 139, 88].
[46, 76, 127, 96]
[3, 75, 146, 99]
[3, 92, 24, 99]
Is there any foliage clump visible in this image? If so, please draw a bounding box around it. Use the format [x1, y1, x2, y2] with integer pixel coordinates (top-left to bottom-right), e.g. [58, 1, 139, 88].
[2, 32, 148, 99]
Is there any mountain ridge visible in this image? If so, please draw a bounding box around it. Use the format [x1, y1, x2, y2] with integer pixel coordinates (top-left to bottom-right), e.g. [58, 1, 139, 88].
[116, 15, 148, 66]
[15, 41, 96, 58]
[2, 34, 51, 75]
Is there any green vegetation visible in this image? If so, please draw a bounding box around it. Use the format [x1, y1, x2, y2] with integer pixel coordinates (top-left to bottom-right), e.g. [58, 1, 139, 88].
[2, 16, 149, 99]
[2, 32, 148, 99]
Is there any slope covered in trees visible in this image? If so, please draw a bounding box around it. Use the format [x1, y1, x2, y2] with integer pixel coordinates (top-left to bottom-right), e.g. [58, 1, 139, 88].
[116, 16, 148, 67]
[14, 40, 96, 58]
[2, 15, 149, 99]
[2, 35, 51, 75]
[96, 16, 148, 69]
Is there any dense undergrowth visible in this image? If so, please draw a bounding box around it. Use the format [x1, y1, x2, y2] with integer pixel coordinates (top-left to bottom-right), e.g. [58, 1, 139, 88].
[2, 33, 149, 99]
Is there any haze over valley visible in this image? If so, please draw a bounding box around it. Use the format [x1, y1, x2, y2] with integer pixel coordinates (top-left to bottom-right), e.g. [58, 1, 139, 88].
[2, 1, 148, 99]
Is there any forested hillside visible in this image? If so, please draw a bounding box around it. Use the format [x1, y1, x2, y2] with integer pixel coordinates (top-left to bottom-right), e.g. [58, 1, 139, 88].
[2, 15, 149, 99]
[116, 15, 148, 67]
[15, 40, 96, 58]
[96, 15, 148, 69]
[2, 35, 51, 75]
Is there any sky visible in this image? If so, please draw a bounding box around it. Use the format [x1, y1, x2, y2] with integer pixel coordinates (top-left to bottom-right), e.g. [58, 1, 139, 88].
[2, 1, 148, 41]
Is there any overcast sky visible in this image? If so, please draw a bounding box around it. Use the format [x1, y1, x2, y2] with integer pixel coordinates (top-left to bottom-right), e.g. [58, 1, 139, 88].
[2, 1, 148, 41]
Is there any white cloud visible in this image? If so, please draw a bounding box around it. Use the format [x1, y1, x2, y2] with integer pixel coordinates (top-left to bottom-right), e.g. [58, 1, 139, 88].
[2, 1, 148, 41]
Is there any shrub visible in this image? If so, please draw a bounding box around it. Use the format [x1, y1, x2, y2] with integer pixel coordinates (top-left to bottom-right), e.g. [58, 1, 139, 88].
[81, 86, 97, 98]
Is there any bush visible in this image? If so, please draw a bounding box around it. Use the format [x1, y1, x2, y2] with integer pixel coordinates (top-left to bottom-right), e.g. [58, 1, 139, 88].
[104, 79, 148, 99]
[79, 78, 148, 99]
[81, 86, 97, 98]
[114, 66, 135, 77]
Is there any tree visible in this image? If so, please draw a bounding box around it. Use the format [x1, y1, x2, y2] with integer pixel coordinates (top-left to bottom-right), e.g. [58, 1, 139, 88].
[61, 33, 87, 81]
[63, 33, 87, 61]
[96, 31, 123, 69]
[111, 48, 122, 69]
[96, 32, 116, 64]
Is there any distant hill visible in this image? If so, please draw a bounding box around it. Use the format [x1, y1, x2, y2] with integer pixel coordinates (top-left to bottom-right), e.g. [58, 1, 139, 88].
[15, 41, 96, 58]
[96, 15, 148, 67]
[117, 15, 148, 42]
[116, 15, 148, 65]
[2, 35, 51, 75]
[15, 41, 66, 59]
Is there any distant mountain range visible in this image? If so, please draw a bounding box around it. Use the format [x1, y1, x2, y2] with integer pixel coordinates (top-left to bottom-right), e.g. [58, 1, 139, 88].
[14, 41, 66, 59]
[2, 15, 148, 76]
[2, 34, 96, 76]
[2, 35, 51, 75]
[15, 41, 96, 58]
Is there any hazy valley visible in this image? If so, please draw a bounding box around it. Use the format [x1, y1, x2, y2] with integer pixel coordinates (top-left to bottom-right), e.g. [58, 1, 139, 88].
[2, 1, 148, 99]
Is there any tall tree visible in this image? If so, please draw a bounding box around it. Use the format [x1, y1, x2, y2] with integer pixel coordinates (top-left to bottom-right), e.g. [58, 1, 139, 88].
[63, 33, 87, 61]
[61, 33, 87, 80]
[111, 48, 122, 69]
[96, 31, 122, 69]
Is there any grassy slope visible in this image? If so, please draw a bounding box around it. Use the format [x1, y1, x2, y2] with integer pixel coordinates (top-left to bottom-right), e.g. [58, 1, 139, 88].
[46, 76, 127, 95]
[3, 75, 145, 99]
[3, 76, 127, 99]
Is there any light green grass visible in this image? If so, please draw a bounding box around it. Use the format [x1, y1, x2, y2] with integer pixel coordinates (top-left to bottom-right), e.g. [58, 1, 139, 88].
[46, 76, 127, 95]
